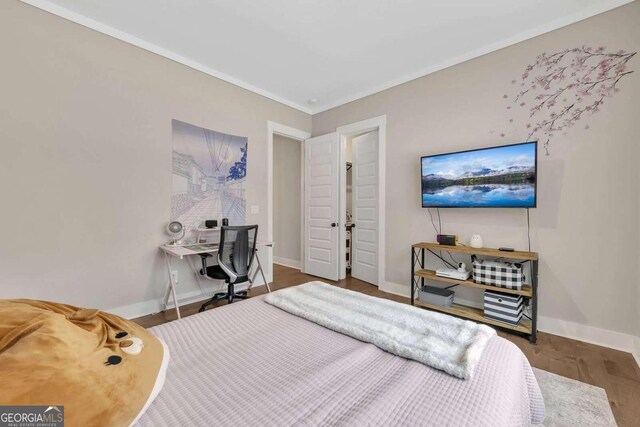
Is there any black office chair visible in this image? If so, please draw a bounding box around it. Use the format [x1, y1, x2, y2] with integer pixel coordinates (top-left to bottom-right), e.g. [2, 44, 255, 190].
[198, 225, 258, 312]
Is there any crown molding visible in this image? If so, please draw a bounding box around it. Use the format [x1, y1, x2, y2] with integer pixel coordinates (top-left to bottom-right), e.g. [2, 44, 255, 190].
[20, 0, 635, 116]
[19, 0, 313, 114]
[309, 0, 636, 114]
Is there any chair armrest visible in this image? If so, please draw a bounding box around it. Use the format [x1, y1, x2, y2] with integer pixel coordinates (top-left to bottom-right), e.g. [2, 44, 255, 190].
[199, 253, 212, 272]
[217, 254, 238, 283]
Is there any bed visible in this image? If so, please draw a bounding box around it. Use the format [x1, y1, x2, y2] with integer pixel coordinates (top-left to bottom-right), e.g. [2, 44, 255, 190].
[137, 293, 545, 426]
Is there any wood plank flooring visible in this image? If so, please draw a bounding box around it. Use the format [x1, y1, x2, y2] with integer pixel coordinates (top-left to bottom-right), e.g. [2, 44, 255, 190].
[134, 264, 640, 426]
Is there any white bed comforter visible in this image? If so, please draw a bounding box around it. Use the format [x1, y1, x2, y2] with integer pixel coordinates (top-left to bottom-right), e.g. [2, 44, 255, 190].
[265, 281, 495, 379]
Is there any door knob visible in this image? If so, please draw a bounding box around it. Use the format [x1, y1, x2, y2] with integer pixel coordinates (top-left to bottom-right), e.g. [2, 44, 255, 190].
[331, 222, 338, 227]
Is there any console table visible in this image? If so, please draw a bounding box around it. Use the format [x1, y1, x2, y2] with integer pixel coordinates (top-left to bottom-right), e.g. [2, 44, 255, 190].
[411, 242, 539, 343]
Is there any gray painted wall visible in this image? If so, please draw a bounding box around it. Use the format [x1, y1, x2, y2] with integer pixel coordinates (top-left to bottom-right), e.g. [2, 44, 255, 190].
[313, 2, 640, 337]
[0, 0, 311, 316]
[1, 0, 638, 344]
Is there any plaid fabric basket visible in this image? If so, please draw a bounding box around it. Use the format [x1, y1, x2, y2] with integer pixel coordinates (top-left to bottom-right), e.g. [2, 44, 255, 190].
[471, 255, 525, 290]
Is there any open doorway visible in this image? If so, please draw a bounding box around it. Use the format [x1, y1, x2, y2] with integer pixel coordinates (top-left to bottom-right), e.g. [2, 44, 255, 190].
[273, 134, 303, 269]
[267, 121, 310, 288]
[344, 130, 380, 285]
[338, 116, 386, 287]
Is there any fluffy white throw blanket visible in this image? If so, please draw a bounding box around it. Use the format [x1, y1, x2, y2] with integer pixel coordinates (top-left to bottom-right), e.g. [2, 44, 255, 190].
[265, 281, 496, 379]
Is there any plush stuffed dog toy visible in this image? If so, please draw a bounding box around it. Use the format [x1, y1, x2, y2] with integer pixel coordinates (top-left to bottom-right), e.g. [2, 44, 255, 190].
[0, 299, 168, 426]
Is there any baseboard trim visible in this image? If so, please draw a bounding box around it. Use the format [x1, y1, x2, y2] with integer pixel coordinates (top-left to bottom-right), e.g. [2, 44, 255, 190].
[273, 257, 301, 270]
[380, 281, 409, 297]
[383, 280, 639, 360]
[107, 277, 268, 320]
[633, 336, 640, 369]
[537, 316, 637, 354]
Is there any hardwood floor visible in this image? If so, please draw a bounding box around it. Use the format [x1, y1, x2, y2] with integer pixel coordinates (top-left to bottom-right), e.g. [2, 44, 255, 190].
[134, 264, 640, 426]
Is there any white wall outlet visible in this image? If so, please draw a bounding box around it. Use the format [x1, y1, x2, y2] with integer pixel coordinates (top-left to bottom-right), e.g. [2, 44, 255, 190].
[251, 205, 259, 214]
[171, 270, 178, 284]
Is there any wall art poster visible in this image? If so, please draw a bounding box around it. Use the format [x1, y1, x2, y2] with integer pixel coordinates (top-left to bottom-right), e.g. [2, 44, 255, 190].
[171, 119, 247, 240]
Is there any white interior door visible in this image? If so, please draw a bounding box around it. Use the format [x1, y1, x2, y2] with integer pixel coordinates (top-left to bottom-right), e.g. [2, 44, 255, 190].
[304, 133, 339, 281]
[351, 131, 379, 285]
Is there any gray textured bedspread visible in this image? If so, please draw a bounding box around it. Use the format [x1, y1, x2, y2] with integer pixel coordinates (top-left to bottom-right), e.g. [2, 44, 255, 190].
[139, 295, 545, 426]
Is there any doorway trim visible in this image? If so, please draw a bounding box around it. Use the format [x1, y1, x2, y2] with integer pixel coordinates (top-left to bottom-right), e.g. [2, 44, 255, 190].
[336, 115, 387, 286]
[267, 121, 311, 280]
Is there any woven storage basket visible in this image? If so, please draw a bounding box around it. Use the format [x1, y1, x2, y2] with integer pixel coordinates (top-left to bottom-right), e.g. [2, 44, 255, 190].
[471, 255, 525, 290]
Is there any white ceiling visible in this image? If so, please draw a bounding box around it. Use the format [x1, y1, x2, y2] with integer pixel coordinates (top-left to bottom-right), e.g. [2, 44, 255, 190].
[23, 0, 633, 114]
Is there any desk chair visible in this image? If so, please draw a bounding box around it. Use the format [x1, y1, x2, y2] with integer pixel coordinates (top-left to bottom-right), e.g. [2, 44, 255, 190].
[198, 225, 258, 312]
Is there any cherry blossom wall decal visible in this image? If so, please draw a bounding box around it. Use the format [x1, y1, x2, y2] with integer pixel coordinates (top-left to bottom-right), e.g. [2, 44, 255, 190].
[501, 46, 636, 155]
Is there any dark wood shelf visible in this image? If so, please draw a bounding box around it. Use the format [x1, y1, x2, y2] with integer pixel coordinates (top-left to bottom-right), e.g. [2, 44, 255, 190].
[415, 269, 533, 297]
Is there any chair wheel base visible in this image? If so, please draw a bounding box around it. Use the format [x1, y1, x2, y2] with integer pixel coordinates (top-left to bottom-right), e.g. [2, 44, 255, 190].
[197, 290, 251, 314]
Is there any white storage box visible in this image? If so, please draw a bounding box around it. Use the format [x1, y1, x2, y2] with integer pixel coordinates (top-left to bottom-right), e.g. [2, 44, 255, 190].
[472, 255, 525, 290]
[484, 290, 523, 326]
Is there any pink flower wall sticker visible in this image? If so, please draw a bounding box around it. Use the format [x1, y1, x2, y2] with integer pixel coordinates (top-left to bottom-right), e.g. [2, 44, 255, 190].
[502, 46, 636, 155]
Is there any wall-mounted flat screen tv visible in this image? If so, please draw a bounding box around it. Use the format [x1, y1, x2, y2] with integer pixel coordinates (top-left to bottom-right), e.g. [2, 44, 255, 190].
[421, 141, 537, 208]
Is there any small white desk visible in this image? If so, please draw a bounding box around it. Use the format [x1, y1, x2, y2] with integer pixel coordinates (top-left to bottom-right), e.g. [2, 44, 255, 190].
[159, 241, 273, 319]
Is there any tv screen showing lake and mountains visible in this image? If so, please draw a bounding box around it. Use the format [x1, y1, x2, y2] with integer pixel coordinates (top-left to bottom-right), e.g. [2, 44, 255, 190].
[421, 142, 537, 208]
